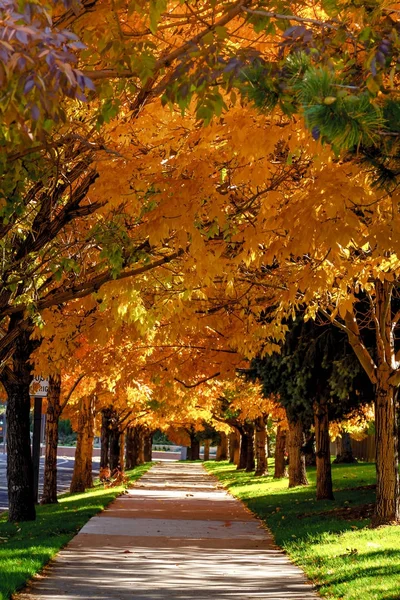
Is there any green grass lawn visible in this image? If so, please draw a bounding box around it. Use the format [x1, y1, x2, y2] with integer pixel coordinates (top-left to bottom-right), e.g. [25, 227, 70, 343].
[205, 461, 400, 600]
[0, 463, 152, 600]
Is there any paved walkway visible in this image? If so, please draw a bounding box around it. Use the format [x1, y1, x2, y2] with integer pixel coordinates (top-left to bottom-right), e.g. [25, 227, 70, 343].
[19, 463, 319, 599]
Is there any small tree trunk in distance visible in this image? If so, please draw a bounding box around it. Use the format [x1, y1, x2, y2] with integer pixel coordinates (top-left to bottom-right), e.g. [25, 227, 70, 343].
[288, 419, 309, 488]
[216, 431, 228, 461]
[100, 408, 112, 473]
[238, 427, 248, 470]
[119, 432, 125, 471]
[228, 432, 235, 462]
[303, 433, 316, 467]
[70, 395, 95, 493]
[255, 416, 268, 476]
[245, 423, 255, 472]
[314, 398, 334, 501]
[41, 374, 62, 504]
[203, 439, 210, 461]
[232, 430, 241, 466]
[334, 431, 357, 463]
[138, 427, 145, 464]
[143, 430, 152, 462]
[125, 427, 134, 469]
[2, 326, 36, 522]
[274, 425, 288, 479]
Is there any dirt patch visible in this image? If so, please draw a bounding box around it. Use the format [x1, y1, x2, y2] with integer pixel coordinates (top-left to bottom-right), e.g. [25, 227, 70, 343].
[298, 503, 374, 521]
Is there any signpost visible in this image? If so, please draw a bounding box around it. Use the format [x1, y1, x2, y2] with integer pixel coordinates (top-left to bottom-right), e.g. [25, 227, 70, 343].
[30, 377, 49, 503]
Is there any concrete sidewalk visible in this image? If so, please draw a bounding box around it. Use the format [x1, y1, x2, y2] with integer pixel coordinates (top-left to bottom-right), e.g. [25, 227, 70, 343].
[18, 463, 319, 599]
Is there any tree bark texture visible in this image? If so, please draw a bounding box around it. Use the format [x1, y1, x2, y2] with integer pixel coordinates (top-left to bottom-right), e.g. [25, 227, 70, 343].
[255, 416, 268, 476]
[70, 395, 95, 493]
[41, 374, 62, 504]
[203, 438, 210, 461]
[314, 398, 334, 500]
[216, 431, 228, 461]
[274, 425, 288, 479]
[288, 419, 309, 488]
[2, 326, 35, 522]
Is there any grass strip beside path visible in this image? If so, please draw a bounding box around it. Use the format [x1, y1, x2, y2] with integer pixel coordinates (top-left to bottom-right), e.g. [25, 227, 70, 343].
[205, 461, 400, 600]
[0, 463, 153, 600]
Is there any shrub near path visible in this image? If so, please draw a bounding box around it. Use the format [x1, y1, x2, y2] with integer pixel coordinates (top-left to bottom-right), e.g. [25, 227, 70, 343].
[205, 461, 400, 600]
[0, 464, 152, 600]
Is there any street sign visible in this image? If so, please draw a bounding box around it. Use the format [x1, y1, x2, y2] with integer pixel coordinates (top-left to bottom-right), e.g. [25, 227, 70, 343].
[30, 376, 49, 398]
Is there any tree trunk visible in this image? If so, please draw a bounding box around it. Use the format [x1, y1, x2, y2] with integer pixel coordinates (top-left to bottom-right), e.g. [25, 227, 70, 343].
[2, 326, 35, 522]
[372, 375, 399, 525]
[245, 423, 255, 472]
[70, 395, 95, 493]
[41, 374, 62, 504]
[229, 430, 239, 463]
[216, 431, 228, 461]
[126, 425, 144, 468]
[344, 282, 399, 525]
[274, 425, 288, 478]
[203, 438, 210, 461]
[255, 417, 268, 476]
[143, 430, 153, 462]
[334, 431, 356, 463]
[109, 425, 121, 473]
[189, 430, 200, 460]
[100, 408, 112, 472]
[288, 419, 309, 488]
[314, 398, 334, 500]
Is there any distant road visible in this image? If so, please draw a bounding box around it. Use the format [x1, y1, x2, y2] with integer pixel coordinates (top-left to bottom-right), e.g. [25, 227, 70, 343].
[0, 454, 99, 513]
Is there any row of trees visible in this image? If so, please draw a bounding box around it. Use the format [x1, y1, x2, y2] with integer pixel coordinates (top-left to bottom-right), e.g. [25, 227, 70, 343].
[1, 0, 400, 527]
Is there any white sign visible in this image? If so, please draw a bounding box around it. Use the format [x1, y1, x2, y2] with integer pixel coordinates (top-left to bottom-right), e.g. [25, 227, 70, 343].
[30, 376, 49, 398]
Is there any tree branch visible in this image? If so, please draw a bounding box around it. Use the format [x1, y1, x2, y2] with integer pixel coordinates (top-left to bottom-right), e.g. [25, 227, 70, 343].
[174, 372, 220, 388]
[0, 249, 184, 318]
[241, 7, 340, 30]
[60, 373, 86, 414]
